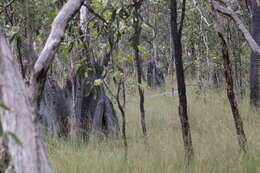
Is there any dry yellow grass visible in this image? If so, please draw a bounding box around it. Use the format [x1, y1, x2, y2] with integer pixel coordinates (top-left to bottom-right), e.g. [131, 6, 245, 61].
[46, 81, 260, 173]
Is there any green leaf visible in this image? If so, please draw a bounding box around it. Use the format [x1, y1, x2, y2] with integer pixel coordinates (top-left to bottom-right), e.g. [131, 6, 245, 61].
[0, 104, 10, 111]
[94, 79, 102, 86]
[6, 132, 23, 146]
[0, 122, 3, 137]
[9, 32, 20, 43]
[113, 71, 123, 81]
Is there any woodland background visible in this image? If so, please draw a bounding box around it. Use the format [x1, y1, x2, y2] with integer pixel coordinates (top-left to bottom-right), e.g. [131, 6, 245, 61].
[0, 0, 260, 172]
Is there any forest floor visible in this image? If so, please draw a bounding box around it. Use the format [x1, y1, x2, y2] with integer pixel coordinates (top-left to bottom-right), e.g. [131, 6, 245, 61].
[45, 81, 260, 173]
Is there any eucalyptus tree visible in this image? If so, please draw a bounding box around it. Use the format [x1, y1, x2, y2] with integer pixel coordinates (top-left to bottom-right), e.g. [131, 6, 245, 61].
[211, 1, 247, 150]
[0, 0, 84, 171]
[210, 0, 260, 107]
[132, 0, 148, 142]
[170, 0, 194, 162]
[0, 26, 53, 173]
[144, 0, 165, 88]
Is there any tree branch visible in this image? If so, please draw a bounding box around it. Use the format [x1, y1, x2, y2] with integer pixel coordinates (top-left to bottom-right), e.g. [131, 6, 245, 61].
[0, 0, 17, 14]
[212, 0, 260, 55]
[178, 0, 186, 35]
[192, 0, 211, 26]
[83, 4, 108, 24]
[30, 0, 84, 108]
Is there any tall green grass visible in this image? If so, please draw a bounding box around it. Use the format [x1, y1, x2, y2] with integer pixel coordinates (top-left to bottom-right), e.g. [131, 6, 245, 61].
[46, 81, 260, 173]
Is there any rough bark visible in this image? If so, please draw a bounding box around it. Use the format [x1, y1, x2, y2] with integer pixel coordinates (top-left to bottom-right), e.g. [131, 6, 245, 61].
[170, 0, 194, 162]
[212, 2, 248, 150]
[0, 30, 52, 173]
[212, 0, 260, 55]
[39, 78, 70, 137]
[69, 72, 85, 140]
[212, 0, 260, 106]
[90, 87, 120, 138]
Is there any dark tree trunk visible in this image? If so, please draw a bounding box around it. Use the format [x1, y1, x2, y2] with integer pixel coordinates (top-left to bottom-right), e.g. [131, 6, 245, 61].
[40, 72, 120, 140]
[39, 78, 70, 137]
[190, 41, 197, 79]
[218, 33, 247, 150]
[170, 0, 194, 162]
[132, 0, 148, 142]
[249, 0, 260, 107]
[212, 4, 247, 151]
[89, 86, 120, 138]
[69, 71, 85, 140]
[116, 81, 128, 156]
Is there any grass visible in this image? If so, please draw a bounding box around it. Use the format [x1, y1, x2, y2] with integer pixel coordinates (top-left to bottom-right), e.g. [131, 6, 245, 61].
[46, 80, 260, 173]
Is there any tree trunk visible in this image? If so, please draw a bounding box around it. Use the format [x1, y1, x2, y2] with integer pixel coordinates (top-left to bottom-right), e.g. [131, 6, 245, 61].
[116, 81, 128, 157]
[30, 0, 84, 112]
[170, 0, 194, 162]
[220, 34, 247, 150]
[211, 0, 260, 106]
[78, 2, 119, 139]
[39, 1, 120, 140]
[147, 11, 165, 89]
[250, 0, 260, 107]
[0, 30, 52, 173]
[39, 78, 70, 137]
[211, 3, 247, 151]
[69, 71, 84, 140]
[132, 0, 148, 142]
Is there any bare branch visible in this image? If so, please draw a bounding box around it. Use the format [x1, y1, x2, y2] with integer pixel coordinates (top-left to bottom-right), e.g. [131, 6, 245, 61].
[83, 4, 108, 24]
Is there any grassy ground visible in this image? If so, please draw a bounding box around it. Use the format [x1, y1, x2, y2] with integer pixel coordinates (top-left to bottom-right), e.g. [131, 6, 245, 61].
[46, 81, 260, 173]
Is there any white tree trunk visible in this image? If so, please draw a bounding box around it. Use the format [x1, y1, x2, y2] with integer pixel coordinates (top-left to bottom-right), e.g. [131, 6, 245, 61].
[0, 31, 52, 173]
[30, 0, 84, 109]
[0, 0, 85, 171]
